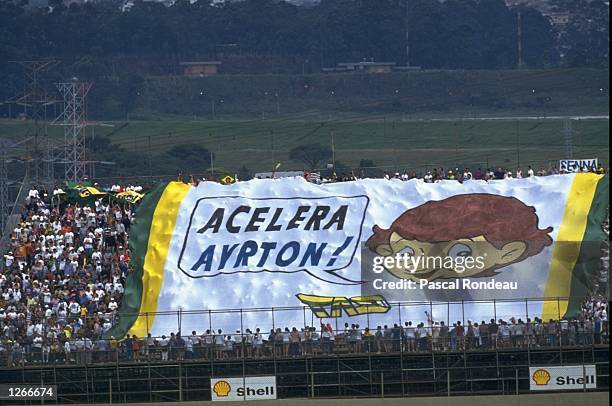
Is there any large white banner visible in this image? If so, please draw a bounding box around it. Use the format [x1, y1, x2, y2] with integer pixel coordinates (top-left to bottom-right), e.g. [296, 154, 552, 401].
[530, 365, 597, 391]
[211, 376, 277, 401]
[116, 173, 607, 338]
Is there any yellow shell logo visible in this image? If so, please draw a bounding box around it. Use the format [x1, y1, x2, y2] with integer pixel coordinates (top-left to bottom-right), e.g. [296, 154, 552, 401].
[213, 380, 231, 397]
[532, 369, 551, 385]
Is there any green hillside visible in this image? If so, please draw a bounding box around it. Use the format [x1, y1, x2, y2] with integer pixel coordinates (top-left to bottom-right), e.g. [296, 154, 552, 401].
[1, 116, 608, 179]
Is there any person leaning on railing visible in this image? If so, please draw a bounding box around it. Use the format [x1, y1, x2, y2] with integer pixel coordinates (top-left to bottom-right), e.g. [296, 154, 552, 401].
[498, 321, 510, 348]
[321, 323, 334, 355]
[95, 335, 108, 362]
[142, 333, 152, 360]
[391, 324, 402, 352]
[478, 321, 489, 349]
[289, 327, 300, 357]
[158, 334, 169, 361]
[281, 327, 291, 357]
[245, 329, 254, 358]
[311, 326, 320, 354]
[418, 323, 430, 351]
[525, 318, 534, 347]
[300, 327, 310, 355]
[177, 333, 186, 360]
[439, 322, 449, 351]
[362, 327, 373, 352]
[203, 329, 214, 359]
[123, 334, 134, 361]
[266, 329, 274, 357]
[273, 328, 283, 357]
[465, 321, 475, 349]
[594, 317, 603, 344]
[431, 322, 441, 351]
[403, 322, 415, 352]
[546, 319, 559, 346]
[472, 322, 481, 349]
[132, 334, 142, 361]
[108, 336, 118, 361]
[252, 328, 264, 358]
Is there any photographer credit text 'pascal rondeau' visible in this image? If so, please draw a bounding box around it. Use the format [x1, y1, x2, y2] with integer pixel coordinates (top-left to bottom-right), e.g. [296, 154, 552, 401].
[369, 252, 518, 291]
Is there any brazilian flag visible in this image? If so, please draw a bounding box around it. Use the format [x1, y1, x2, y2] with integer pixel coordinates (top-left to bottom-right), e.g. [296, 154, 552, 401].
[66, 185, 107, 202]
[115, 190, 145, 204]
[77, 186, 106, 198]
[219, 175, 235, 185]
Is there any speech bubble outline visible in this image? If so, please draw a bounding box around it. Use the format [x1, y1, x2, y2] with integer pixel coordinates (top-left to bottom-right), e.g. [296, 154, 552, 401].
[176, 195, 369, 285]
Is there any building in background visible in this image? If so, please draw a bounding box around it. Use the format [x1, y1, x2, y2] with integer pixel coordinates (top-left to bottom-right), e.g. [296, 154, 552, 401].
[179, 61, 222, 77]
[323, 60, 397, 74]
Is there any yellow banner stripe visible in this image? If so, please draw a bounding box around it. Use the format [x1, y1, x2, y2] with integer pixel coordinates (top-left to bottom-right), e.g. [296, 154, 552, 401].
[541, 173, 603, 320]
[128, 181, 191, 337]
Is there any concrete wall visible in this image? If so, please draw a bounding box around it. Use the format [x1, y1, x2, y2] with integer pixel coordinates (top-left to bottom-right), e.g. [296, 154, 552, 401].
[69, 391, 608, 406]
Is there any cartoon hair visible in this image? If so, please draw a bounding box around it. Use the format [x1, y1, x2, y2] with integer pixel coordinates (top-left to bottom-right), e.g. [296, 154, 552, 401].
[366, 193, 553, 266]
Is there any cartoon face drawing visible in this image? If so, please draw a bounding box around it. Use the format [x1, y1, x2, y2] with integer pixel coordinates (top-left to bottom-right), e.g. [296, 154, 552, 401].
[365, 194, 553, 281]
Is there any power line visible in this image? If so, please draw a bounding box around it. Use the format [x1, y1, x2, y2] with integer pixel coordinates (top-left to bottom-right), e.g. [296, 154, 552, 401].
[54, 80, 93, 183]
[7, 60, 60, 188]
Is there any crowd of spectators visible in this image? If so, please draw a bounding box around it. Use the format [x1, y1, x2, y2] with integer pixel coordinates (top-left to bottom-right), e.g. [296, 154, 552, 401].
[1, 188, 133, 367]
[186, 164, 606, 185]
[313, 164, 608, 184]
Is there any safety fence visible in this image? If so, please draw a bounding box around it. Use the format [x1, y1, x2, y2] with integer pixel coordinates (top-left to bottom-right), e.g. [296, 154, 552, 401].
[0, 297, 608, 368]
[123, 297, 607, 343]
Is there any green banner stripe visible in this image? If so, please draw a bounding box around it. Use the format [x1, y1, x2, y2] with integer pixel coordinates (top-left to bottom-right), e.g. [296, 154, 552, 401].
[565, 175, 609, 317]
[104, 181, 169, 339]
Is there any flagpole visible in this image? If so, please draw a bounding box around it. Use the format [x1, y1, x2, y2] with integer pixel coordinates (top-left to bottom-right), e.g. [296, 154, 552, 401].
[210, 151, 214, 180]
[331, 131, 335, 171]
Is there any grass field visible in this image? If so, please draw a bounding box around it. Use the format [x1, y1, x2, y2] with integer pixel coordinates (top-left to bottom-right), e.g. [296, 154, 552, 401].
[1, 68, 608, 178]
[1, 116, 608, 177]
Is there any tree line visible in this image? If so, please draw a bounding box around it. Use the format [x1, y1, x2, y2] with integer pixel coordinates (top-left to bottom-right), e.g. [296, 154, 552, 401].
[0, 0, 608, 77]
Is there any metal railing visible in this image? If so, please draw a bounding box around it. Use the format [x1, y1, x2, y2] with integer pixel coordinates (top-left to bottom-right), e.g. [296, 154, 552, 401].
[108, 296, 608, 342]
[0, 297, 608, 367]
[1, 327, 608, 367]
